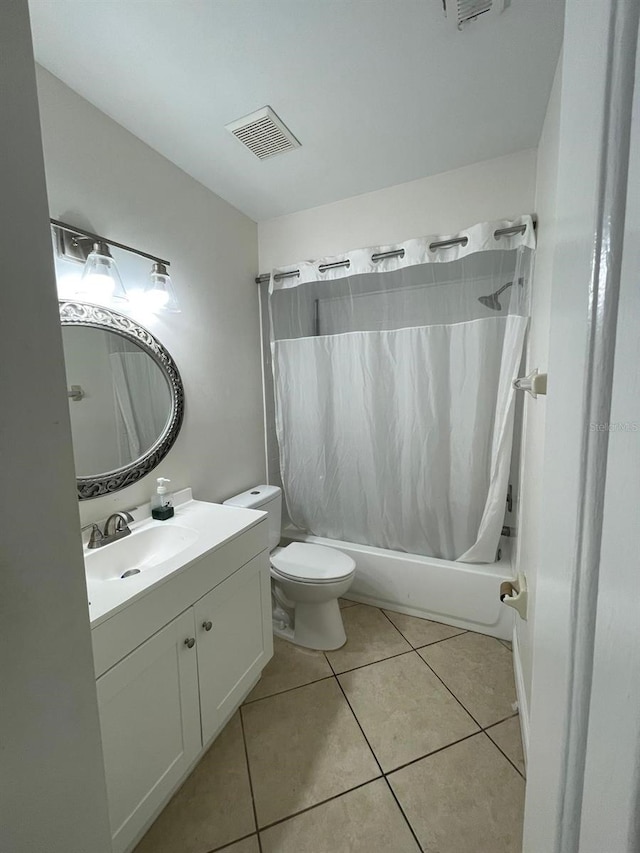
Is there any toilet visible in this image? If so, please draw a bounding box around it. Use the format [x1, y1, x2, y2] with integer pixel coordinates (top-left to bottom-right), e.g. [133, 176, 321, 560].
[224, 485, 355, 650]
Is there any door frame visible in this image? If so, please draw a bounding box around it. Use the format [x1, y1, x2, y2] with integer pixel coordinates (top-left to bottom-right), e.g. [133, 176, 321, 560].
[523, 1, 640, 850]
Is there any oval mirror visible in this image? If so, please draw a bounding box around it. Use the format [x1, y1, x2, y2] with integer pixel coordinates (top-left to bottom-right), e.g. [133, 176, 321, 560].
[59, 301, 184, 499]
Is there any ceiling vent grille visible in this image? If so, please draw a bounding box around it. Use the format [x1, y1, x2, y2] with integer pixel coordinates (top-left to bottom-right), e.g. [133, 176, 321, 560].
[225, 106, 301, 160]
[442, 0, 509, 28]
[456, 0, 493, 26]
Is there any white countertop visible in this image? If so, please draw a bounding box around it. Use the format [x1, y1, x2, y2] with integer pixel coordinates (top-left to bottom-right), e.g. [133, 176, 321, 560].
[85, 494, 267, 627]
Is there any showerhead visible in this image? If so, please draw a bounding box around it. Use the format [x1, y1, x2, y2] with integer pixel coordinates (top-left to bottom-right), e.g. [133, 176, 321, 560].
[478, 293, 503, 311]
[478, 279, 518, 312]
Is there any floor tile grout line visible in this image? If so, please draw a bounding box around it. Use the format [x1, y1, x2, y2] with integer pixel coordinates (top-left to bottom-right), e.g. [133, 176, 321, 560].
[482, 728, 526, 780]
[378, 607, 468, 651]
[331, 647, 416, 676]
[381, 776, 424, 853]
[375, 605, 420, 644]
[243, 646, 422, 704]
[255, 775, 384, 834]
[415, 652, 485, 729]
[238, 708, 264, 853]
[206, 830, 259, 853]
[323, 649, 335, 674]
[242, 673, 335, 705]
[382, 729, 483, 777]
[323, 637, 415, 678]
[418, 652, 522, 744]
[483, 710, 521, 730]
[333, 672, 385, 776]
[411, 631, 468, 650]
[328, 613, 424, 852]
[245, 662, 384, 835]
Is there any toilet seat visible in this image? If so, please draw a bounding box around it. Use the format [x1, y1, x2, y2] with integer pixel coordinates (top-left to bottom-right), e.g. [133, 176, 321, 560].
[271, 542, 355, 584]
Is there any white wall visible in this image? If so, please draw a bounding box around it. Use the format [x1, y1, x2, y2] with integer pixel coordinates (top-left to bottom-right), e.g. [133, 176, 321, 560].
[0, 2, 111, 850]
[35, 68, 265, 524]
[514, 55, 563, 730]
[258, 148, 537, 271]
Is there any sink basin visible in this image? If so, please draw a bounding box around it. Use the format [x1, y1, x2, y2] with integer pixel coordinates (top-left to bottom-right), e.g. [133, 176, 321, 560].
[85, 523, 199, 583]
[84, 495, 268, 627]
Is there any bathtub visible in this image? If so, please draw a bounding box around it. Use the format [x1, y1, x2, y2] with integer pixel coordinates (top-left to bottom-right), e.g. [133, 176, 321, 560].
[283, 527, 514, 641]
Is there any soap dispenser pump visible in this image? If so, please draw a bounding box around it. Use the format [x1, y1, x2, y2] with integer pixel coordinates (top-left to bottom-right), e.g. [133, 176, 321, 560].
[151, 477, 174, 520]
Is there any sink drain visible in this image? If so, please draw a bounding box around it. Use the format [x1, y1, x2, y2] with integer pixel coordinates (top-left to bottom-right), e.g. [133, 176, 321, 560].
[121, 568, 141, 579]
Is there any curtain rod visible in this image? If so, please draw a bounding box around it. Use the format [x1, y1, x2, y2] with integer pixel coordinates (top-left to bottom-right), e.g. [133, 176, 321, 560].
[51, 219, 170, 266]
[254, 220, 536, 284]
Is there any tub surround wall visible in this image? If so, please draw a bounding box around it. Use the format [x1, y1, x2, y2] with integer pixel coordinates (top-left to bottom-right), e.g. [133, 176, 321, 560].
[0, 4, 111, 850]
[35, 67, 265, 525]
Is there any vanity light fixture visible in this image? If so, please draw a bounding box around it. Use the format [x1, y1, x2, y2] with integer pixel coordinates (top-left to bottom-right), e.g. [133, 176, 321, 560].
[143, 262, 180, 313]
[51, 219, 176, 312]
[78, 241, 128, 304]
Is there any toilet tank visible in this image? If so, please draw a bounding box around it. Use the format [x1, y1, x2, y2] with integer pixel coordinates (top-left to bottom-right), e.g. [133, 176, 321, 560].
[223, 485, 282, 551]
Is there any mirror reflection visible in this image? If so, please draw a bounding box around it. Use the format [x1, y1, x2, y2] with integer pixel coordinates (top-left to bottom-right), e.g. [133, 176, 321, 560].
[62, 326, 172, 477]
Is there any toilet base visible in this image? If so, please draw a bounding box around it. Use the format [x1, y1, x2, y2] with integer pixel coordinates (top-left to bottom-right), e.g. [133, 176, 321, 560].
[273, 598, 347, 651]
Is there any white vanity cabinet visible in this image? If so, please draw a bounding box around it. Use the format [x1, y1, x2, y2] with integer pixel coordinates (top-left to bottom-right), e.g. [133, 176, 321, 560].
[194, 554, 271, 744]
[96, 609, 201, 852]
[91, 517, 272, 853]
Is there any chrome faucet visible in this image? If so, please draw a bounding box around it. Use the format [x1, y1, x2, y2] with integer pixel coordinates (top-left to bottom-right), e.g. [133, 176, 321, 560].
[83, 511, 135, 549]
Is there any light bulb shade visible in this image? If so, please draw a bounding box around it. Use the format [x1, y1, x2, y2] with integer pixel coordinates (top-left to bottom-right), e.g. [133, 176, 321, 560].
[77, 241, 127, 304]
[144, 263, 180, 312]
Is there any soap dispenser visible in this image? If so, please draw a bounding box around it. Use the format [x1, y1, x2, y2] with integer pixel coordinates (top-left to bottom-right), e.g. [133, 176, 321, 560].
[151, 477, 174, 520]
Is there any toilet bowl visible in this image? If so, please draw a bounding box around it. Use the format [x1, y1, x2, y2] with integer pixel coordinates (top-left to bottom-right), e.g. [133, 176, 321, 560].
[223, 486, 355, 650]
[270, 543, 355, 650]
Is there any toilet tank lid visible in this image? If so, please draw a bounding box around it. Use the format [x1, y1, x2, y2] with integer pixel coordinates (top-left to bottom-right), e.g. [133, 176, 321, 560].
[223, 484, 281, 509]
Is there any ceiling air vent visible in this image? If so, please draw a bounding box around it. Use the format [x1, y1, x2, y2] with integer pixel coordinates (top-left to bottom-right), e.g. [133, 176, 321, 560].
[225, 106, 301, 160]
[456, 0, 493, 26]
[442, 0, 509, 29]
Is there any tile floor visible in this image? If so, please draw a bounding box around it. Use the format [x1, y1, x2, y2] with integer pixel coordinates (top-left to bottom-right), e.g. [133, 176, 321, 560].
[135, 602, 525, 853]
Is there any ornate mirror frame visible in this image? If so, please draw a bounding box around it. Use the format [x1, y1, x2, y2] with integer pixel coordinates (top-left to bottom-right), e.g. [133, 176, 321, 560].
[59, 301, 185, 500]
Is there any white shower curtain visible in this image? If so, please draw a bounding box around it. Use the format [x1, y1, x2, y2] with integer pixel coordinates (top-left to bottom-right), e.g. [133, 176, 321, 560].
[110, 350, 171, 467]
[269, 217, 535, 563]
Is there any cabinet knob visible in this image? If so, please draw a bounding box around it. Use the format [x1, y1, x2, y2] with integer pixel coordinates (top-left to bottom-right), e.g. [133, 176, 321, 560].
[184, 637, 196, 649]
[202, 620, 213, 632]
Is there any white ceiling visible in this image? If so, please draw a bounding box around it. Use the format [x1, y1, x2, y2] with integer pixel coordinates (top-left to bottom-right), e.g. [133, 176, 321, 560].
[28, 0, 564, 222]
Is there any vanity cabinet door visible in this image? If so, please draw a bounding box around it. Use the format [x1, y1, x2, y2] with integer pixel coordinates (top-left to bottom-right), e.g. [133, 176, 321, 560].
[96, 608, 201, 853]
[194, 551, 273, 745]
